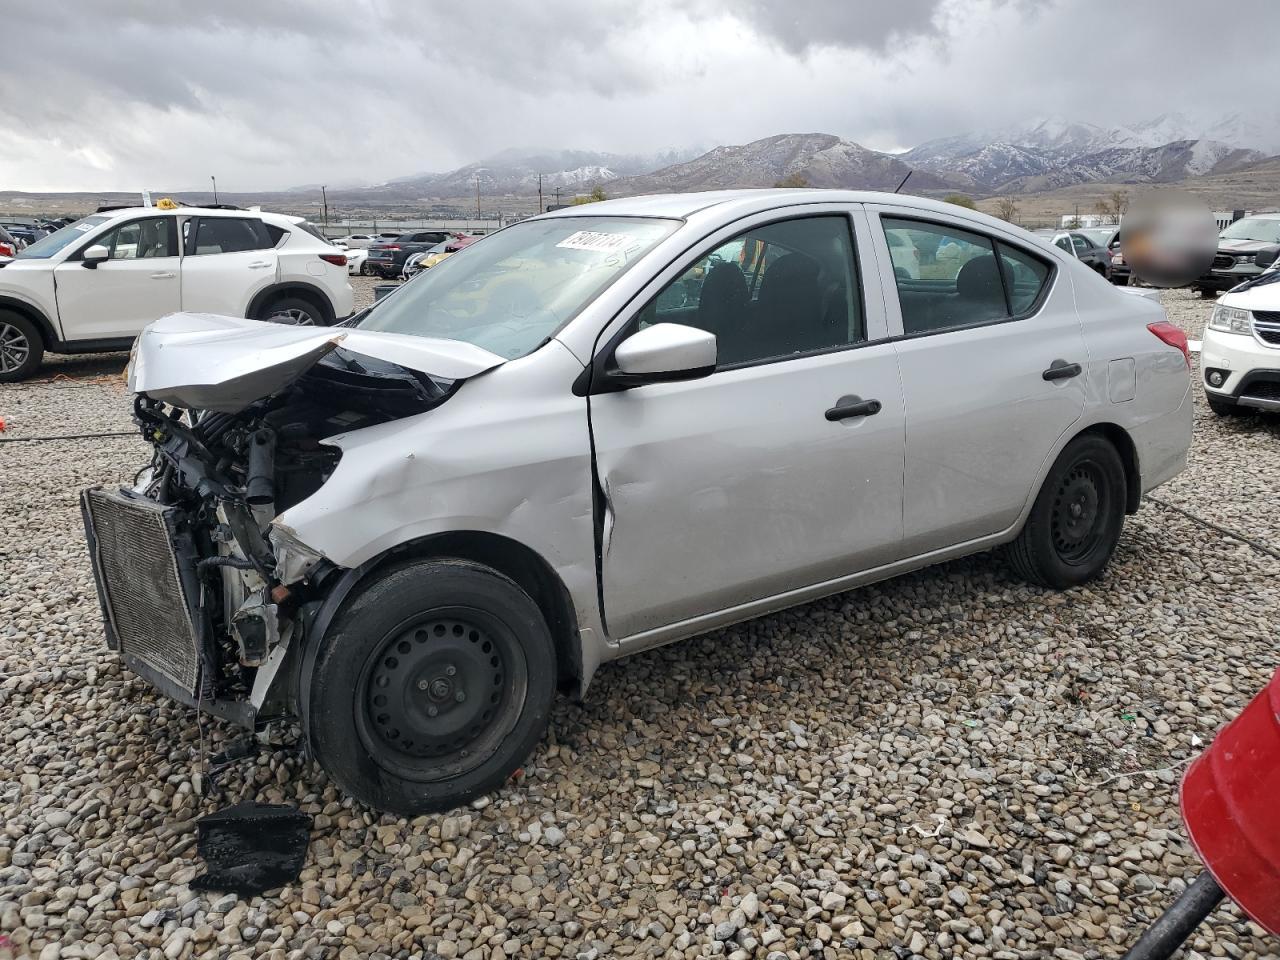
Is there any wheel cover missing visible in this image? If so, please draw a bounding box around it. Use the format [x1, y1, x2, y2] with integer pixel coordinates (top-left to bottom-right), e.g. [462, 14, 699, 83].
[357, 607, 527, 782]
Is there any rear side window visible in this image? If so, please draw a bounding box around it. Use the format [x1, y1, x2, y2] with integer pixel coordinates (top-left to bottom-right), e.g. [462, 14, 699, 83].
[188, 217, 271, 255]
[880, 217, 1050, 336]
[998, 242, 1051, 314]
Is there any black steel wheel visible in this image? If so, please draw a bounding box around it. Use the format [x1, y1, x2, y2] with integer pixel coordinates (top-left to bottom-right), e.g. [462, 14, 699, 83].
[304, 559, 557, 815]
[1007, 433, 1127, 588]
[356, 609, 526, 782]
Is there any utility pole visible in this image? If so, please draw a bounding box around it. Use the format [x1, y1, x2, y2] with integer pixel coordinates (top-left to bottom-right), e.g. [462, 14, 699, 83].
[320, 185, 329, 233]
[475, 176, 481, 222]
[538, 174, 543, 214]
[553, 187, 562, 207]
[210, 175, 218, 205]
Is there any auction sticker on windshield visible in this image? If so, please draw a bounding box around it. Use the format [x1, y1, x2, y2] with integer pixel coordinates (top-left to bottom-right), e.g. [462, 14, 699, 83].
[556, 231, 633, 253]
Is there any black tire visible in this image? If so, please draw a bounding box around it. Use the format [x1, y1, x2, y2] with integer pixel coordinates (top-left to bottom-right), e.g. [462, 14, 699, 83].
[258, 296, 325, 327]
[1193, 285, 1216, 298]
[0, 310, 44, 383]
[305, 559, 557, 815]
[1007, 434, 1126, 589]
[358, 261, 370, 276]
[1206, 394, 1244, 417]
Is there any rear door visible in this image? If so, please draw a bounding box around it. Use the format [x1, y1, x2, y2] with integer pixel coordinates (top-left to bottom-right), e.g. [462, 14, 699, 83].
[590, 207, 907, 641]
[52, 215, 181, 340]
[179, 216, 279, 317]
[868, 206, 1087, 554]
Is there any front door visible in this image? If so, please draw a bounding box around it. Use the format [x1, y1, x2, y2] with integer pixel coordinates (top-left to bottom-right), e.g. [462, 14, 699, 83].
[52, 216, 181, 340]
[589, 212, 906, 641]
[872, 208, 1087, 553]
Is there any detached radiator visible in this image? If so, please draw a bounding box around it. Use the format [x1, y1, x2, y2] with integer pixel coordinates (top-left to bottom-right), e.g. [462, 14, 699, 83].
[81, 487, 204, 699]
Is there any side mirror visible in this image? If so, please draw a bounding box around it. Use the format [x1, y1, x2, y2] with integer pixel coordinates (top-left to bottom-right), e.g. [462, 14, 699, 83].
[611, 323, 717, 386]
[1255, 245, 1280, 271]
[82, 244, 110, 269]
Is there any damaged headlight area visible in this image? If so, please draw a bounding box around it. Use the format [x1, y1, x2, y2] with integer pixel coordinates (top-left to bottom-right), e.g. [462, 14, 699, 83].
[82, 348, 455, 725]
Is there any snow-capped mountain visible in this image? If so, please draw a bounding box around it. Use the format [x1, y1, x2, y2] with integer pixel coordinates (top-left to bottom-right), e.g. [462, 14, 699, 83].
[901, 113, 1277, 192]
[605, 133, 962, 195]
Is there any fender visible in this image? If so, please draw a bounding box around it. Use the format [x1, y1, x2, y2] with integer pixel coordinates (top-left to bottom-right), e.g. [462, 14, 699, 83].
[244, 281, 337, 325]
[0, 294, 61, 344]
[292, 534, 587, 743]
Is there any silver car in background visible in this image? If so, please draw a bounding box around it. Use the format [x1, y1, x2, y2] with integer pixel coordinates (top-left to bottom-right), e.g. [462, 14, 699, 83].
[83, 189, 1193, 814]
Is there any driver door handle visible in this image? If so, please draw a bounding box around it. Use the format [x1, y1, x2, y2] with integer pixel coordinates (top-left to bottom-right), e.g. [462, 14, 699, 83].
[149, 271, 176, 279]
[825, 395, 882, 421]
[1042, 359, 1083, 381]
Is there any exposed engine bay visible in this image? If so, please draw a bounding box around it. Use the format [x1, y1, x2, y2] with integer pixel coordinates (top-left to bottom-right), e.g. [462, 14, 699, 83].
[93, 349, 455, 721]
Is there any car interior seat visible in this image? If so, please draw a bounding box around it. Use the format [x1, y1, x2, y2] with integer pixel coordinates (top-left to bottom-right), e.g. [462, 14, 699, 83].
[696, 262, 749, 361]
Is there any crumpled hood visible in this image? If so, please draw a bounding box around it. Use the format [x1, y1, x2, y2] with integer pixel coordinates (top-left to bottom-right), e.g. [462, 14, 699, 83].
[128, 313, 506, 412]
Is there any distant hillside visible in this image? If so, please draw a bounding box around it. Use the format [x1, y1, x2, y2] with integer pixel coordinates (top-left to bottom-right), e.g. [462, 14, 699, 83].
[605, 133, 961, 196]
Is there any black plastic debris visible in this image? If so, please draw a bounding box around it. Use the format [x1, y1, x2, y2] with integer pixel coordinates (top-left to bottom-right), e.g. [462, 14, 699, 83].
[191, 802, 311, 897]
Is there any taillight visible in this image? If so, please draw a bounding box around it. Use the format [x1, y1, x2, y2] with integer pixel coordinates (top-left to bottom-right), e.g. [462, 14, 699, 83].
[0, 242, 12, 257]
[319, 253, 347, 267]
[382, 245, 400, 251]
[1148, 321, 1190, 366]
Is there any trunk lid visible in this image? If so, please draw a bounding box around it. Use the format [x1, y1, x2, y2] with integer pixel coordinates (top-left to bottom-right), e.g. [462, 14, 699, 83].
[128, 312, 505, 412]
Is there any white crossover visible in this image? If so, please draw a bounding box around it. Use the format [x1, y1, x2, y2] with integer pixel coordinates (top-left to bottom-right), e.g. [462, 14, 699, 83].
[0, 206, 354, 381]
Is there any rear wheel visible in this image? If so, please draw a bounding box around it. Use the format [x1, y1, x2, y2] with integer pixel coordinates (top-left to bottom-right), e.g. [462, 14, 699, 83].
[0, 311, 44, 383]
[259, 296, 324, 326]
[305, 559, 557, 815]
[1007, 434, 1126, 589]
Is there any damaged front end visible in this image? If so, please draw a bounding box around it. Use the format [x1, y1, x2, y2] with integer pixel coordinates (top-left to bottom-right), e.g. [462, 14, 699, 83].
[82, 314, 503, 726]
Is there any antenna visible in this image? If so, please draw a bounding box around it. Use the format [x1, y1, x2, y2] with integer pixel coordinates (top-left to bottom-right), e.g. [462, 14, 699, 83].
[893, 171, 912, 194]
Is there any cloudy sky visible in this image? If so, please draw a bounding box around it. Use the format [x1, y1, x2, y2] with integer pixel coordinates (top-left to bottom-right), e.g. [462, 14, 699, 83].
[3, 0, 1279, 192]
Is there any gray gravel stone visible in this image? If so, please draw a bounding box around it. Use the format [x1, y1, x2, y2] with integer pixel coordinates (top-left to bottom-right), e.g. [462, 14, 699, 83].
[3, 286, 1275, 959]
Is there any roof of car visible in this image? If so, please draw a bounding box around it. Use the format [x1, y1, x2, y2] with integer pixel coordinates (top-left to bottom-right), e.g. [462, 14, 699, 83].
[532, 188, 1038, 238]
[90, 205, 294, 222]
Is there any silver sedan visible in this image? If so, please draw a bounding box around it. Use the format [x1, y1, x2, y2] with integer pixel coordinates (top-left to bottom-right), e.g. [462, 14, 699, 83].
[86, 189, 1193, 814]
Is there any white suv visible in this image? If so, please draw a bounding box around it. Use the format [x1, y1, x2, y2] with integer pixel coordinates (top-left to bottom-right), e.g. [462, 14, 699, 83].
[1201, 245, 1280, 415]
[0, 206, 354, 381]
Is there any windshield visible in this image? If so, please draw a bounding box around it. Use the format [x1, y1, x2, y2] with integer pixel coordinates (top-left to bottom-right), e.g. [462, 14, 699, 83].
[358, 216, 679, 359]
[16, 215, 110, 259]
[1220, 218, 1280, 243]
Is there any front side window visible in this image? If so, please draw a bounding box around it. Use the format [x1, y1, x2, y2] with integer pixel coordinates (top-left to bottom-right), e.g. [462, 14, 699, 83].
[881, 217, 1050, 335]
[93, 217, 178, 259]
[636, 216, 863, 367]
[188, 217, 269, 255]
[15, 215, 110, 259]
[1070, 234, 1092, 255]
[357, 216, 678, 359]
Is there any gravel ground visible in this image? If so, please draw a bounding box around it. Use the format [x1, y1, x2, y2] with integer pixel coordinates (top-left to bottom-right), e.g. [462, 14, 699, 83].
[2, 286, 1277, 960]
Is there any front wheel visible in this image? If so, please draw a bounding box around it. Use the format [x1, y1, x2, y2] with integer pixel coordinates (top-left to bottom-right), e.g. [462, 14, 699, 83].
[358, 261, 370, 276]
[304, 559, 557, 815]
[0, 310, 44, 383]
[1006, 434, 1126, 589]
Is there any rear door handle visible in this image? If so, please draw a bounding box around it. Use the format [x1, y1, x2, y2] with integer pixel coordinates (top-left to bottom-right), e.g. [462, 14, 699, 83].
[149, 271, 176, 279]
[247, 260, 272, 269]
[825, 395, 882, 421]
[1042, 360, 1082, 381]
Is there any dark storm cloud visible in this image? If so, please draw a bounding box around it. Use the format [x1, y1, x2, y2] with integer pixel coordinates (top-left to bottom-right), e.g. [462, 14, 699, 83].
[1, 0, 1278, 192]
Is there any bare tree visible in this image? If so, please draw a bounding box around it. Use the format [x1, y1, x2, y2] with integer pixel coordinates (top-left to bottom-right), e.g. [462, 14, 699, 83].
[995, 196, 1019, 223]
[1097, 189, 1128, 223]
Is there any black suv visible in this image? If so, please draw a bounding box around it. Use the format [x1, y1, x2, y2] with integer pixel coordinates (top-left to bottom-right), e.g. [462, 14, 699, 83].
[365, 231, 449, 278]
